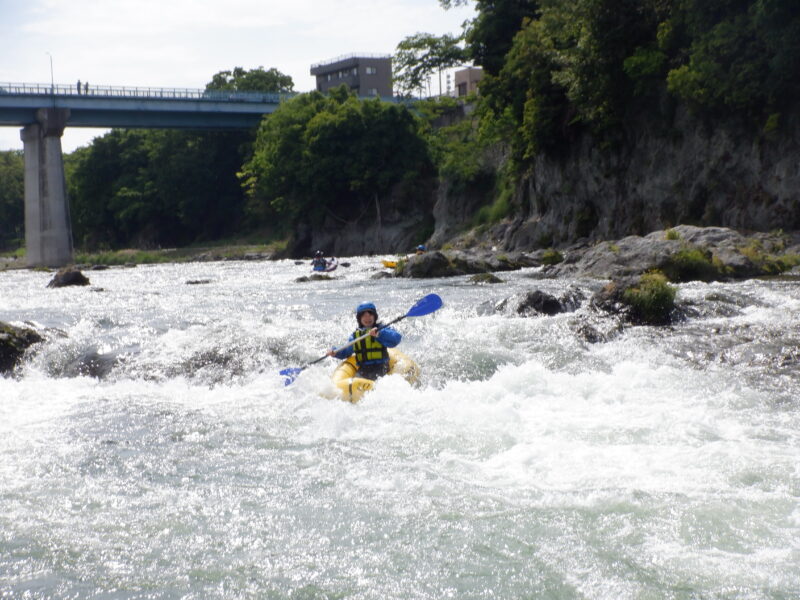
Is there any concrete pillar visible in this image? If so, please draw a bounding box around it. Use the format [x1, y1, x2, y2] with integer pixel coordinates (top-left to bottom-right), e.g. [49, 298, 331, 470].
[21, 108, 73, 267]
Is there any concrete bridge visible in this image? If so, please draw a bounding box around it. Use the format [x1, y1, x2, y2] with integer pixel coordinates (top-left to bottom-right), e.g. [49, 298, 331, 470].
[0, 82, 292, 267]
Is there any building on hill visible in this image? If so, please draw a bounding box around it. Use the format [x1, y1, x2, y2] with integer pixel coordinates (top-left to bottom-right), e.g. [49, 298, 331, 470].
[310, 54, 393, 98]
[454, 67, 483, 97]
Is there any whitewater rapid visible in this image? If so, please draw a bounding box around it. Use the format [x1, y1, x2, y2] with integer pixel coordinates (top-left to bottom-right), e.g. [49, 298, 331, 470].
[1, 257, 798, 598]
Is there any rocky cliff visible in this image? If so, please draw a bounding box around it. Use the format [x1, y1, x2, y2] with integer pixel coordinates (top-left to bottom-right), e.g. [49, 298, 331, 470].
[441, 105, 800, 252]
[291, 103, 799, 258]
[289, 178, 437, 257]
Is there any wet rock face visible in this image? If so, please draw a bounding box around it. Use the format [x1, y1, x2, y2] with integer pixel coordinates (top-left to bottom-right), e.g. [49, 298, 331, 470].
[516, 291, 564, 316]
[398, 250, 539, 278]
[47, 267, 90, 288]
[545, 225, 800, 282]
[0, 322, 42, 375]
[498, 107, 800, 249]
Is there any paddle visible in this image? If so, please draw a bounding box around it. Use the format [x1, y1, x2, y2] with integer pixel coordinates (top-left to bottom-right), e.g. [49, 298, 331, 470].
[279, 293, 443, 385]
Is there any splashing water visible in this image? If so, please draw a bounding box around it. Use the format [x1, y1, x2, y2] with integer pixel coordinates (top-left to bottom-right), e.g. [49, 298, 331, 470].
[1, 258, 799, 598]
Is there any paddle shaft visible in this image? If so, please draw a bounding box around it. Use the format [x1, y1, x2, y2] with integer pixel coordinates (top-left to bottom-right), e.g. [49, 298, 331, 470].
[297, 315, 407, 370]
[281, 293, 441, 383]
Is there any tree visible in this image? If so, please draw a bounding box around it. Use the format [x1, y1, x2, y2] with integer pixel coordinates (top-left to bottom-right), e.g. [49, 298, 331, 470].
[241, 87, 433, 228]
[206, 66, 294, 93]
[0, 150, 24, 250]
[463, 0, 540, 75]
[665, 0, 800, 116]
[394, 32, 467, 97]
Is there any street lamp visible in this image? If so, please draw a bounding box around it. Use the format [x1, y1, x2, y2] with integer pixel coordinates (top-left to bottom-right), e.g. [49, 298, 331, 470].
[45, 51, 54, 93]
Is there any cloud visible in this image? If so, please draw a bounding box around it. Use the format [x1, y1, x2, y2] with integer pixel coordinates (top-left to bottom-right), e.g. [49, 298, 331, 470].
[0, 0, 475, 151]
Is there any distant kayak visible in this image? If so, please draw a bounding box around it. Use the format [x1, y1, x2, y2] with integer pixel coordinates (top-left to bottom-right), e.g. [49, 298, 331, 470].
[382, 259, 397, 269]
[332, 348, 419, 403]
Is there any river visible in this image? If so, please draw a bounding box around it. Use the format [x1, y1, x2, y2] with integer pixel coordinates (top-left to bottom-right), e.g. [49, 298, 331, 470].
[1, 257, 799, 599]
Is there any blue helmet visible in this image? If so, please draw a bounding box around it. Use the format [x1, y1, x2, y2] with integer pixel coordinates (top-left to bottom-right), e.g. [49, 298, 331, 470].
[356, 302, 377, 321]
[417, 244, 426, 251]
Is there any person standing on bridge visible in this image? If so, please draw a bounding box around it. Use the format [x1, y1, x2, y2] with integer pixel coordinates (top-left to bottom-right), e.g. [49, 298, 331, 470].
[84, 81, 89, 94]
[77, 80, 81, 94]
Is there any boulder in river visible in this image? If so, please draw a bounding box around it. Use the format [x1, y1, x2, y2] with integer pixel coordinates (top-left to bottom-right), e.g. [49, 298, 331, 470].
[47, 267, 90, 288]
[0, 321, 42, 375]
[591, 273, 677, 326]
[398, 249, 538, 278]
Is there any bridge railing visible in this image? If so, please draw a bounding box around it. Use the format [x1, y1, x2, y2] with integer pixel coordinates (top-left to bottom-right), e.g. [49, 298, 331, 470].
[0, 82, 294, 103]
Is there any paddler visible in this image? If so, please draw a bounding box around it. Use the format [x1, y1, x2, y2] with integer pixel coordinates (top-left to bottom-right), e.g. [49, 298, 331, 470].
[311, 250, 327, 271]
[326, 302, 402, 380]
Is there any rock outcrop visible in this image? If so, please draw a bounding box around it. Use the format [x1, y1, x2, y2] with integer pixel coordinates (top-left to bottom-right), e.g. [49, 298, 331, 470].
[546, 225, 799, 281]
[431, 105, 800, 253]
[0, 321, 42, 375]
[397, 249, 539, 278]
[47, 267, 90, 288]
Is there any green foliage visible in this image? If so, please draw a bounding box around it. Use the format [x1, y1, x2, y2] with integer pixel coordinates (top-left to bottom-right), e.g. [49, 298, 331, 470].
[763, 112, 780, 135]
[462, 0, 800, 172]
[206, 66, 294, 93]
[623, 47, 668, 96]
[738, 239, 800, 275]
[541, 248, 564, 265]
[74, 249, 172, 265]
[241, 89, 433, 229]
[473, 195, 510, 225]
[0, 150, 24, 250]
[394, 33, 467, 97]
[69, 128, 254, 250]
[664, 228, 681, 240]
[623, 272, 677, 325]
[465, 0, 541, 75]
[419, 98, 490, 182]
[665, 1, 800, 116]
[471, 165, 516, 226]
[662, 245, 722, 282]
[62, 67, 303, 250]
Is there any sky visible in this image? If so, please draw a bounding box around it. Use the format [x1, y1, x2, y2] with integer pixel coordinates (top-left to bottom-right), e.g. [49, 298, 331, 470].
[0, 0, 475, 152]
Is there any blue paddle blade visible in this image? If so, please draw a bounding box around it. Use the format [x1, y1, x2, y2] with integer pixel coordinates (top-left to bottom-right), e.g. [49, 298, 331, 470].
[280, 367, 303, 386]
[406, 293, 443, 317]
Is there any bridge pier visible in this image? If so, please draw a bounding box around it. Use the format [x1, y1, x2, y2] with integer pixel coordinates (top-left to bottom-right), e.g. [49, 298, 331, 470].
[21, 108, 73, 267]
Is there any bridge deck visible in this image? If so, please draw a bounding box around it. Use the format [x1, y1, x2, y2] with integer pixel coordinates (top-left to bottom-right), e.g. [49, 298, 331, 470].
[0, 82, 293, 128]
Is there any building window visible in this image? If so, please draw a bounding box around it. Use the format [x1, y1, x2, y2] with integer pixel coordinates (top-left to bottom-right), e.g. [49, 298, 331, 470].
[367, 88, 379, 96]
[366, 66, 377, 75]
[352, 67, 358, 76]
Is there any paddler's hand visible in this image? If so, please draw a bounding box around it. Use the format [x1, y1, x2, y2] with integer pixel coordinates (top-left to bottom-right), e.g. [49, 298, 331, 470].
[326, 348, 336, 357]
[369, 327, 379, 337]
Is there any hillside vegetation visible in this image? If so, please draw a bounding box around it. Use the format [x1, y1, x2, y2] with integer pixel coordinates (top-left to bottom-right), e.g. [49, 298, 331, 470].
[1, 1, 798, 254]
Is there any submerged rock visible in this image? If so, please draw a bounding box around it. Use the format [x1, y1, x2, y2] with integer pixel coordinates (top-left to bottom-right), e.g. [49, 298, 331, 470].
[469, 273, 504, 284]
[295, 274, 335, 283]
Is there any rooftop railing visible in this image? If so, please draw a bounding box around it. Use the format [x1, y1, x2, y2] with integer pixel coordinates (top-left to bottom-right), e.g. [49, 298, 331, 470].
[0, 82, 294, 103]
[310, 53, 392, 70]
